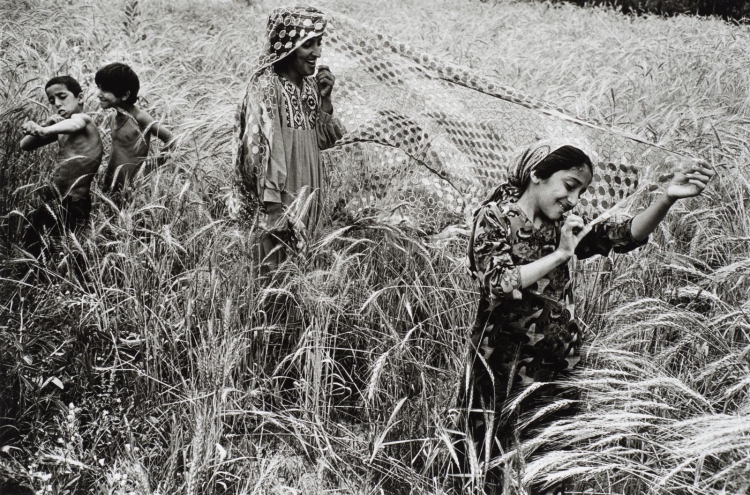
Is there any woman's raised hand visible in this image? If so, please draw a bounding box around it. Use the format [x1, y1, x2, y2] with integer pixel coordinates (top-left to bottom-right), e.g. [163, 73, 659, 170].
[666, 159, 715, 200]
[557, 214, 593, 258]
[316, 65, 335, 98]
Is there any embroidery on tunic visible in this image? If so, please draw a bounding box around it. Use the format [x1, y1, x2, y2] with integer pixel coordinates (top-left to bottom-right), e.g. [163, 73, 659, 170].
[280, 76, 319, 130]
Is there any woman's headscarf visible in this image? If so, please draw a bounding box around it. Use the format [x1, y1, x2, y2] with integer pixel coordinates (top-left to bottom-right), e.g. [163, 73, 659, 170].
[481, 139, 593, 206]
[263, 6, 327, 68]
[230, 6, 328, 223]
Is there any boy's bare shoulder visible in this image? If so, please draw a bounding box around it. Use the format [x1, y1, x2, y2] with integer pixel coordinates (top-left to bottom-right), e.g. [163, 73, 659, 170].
[72, 112, 94, 123]
[69, 112, 97, 131]
[131, 106, 155, 128]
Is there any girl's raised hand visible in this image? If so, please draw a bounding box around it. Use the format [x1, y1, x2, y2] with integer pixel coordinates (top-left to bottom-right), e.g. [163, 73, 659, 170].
[666, 159, 715, 200]
[557, 214, 593, 258]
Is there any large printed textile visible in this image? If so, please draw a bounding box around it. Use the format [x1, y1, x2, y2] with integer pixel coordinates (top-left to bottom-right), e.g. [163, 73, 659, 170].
[233, 6, 678, 233]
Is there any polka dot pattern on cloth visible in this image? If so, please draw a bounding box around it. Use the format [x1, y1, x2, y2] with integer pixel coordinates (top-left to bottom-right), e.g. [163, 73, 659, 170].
[233, 6, 679, 232]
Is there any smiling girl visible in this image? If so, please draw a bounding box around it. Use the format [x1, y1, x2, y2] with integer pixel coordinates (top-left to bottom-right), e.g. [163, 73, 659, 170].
[465, 140, 714, 494]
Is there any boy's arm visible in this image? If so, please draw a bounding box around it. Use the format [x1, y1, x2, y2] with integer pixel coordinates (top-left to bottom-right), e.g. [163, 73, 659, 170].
[136, 111, 175, 164]
[19, 115, 65, 150]
[35, 114, 88, 136]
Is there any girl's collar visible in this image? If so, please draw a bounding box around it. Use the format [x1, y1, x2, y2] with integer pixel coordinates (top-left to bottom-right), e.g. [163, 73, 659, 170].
[507, 200, 558, 234]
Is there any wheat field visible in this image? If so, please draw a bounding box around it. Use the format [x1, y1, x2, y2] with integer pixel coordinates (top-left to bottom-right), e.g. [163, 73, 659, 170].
[1, 0, 749, 494]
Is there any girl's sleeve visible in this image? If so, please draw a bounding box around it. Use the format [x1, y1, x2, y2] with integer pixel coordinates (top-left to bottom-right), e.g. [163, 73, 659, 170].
[575, 213, 649, 259]
[470, 203, 523, 300]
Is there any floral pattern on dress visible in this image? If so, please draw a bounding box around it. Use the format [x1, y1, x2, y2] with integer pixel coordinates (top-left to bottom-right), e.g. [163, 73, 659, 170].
[467, 199, 648, 409]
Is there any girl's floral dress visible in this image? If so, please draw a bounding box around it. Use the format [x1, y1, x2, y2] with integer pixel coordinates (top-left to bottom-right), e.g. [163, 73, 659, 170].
[466, 199, 648, 453]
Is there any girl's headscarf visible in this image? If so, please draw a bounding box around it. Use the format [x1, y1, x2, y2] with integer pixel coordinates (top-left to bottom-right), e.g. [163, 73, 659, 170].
[230, 6, 328, 222]
[482, 139, 592, 206]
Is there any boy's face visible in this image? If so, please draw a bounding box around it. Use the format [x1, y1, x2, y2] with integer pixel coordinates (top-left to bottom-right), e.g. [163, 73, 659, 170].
[96, 86, 126, 109]
[46, 83, 83, 119]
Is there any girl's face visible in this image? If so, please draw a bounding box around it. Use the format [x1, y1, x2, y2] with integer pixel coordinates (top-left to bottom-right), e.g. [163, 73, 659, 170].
[531, 164, 592, 221]
[287, 36, 323, 78]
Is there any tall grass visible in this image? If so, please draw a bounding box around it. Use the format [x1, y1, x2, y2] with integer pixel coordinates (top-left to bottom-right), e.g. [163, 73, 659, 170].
[1, 0, 749, 494]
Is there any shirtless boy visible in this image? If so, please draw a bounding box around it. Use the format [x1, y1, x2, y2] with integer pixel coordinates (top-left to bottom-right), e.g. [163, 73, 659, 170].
[95, 63, 174, 194]
[20, 75, 103, 258]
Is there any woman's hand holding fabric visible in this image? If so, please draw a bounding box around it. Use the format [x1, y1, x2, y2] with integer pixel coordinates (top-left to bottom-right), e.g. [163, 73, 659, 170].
[316, 65, 335, 97]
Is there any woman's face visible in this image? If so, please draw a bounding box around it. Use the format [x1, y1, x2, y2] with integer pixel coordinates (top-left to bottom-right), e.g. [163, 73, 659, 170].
[286, 36, 323, 78]
[532, 164, 593, 221]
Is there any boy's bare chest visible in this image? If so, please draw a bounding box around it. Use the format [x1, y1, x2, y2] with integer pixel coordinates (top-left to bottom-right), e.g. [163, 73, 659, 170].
[57, 125, 103, 160]
[111, 116, 149, 147]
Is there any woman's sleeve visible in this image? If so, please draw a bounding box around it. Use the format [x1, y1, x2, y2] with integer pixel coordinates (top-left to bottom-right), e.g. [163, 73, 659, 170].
[575, 212, 649, 259]
[316, 109, 346, 151]
[263, 105, 286, 203]
[312, 79, 346, 151]
[234, 88, 263, 208]
[470, 203, 523, 300]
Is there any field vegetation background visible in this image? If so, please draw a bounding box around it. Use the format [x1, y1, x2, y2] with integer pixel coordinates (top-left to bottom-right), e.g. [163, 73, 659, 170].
[558, 0, 750, 21]
[1, 0, 750, 494]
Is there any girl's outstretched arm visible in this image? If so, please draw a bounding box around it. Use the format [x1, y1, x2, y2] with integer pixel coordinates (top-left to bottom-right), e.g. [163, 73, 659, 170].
[630, 159, 715, 241]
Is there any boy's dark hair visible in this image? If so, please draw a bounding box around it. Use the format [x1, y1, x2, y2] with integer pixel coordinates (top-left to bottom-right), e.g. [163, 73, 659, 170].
[95, 63, 139, 105]
[532, 145, 593, 182]
[45, 75, 82, 96]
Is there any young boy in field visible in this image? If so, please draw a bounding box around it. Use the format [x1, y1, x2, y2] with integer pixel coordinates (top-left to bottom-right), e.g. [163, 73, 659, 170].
[95, 62, 174, 195]
[20, 75, 104, 259]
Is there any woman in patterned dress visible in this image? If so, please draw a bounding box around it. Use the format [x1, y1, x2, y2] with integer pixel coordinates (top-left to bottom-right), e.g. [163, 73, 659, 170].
[465, 140, 714, 494]
[234, 6, 345, 271]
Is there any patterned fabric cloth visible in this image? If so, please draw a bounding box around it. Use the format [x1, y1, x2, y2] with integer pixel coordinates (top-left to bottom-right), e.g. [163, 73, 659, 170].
[232, 6, 684, 236]
[279, 77, 320, 130]
[266, 6, 327, 61]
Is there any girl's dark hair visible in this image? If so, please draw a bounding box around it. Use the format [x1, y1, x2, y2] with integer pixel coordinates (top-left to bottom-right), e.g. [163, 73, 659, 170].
[95, 62, 140, 105]
[531, 145, 593, 183]
[45, 75, 82, 96]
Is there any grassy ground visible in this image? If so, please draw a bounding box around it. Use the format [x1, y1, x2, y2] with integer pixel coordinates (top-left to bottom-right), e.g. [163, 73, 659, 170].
[1, 0, 749, 494]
